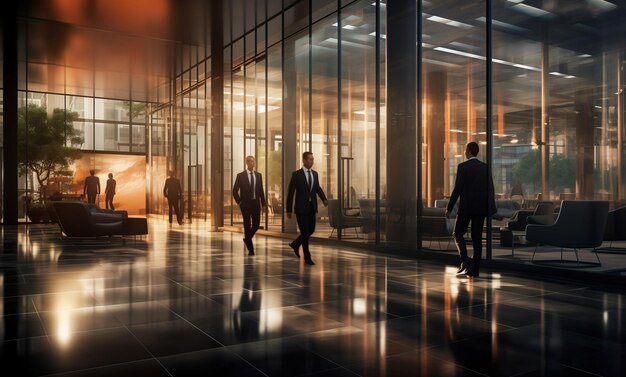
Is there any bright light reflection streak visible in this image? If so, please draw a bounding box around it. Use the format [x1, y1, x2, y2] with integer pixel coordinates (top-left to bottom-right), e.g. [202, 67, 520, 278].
[57, 309, 71, 345]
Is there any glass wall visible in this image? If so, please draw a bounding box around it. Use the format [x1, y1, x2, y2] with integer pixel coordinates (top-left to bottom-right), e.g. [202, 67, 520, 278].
[8, 0, 626, 260]
[492, 0, 626, 207]
[340, 1, 377, 240]
[420, 1, 488, 247]
[16, 92, 150, 222]
[223, 0, 387, 241]
[266, 44, 283, 232]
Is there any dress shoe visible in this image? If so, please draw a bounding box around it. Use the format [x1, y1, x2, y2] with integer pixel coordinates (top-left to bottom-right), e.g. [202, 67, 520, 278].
[248, 250, 255, 256]
[461, 266, 479, 277]
[289, 241, 300, 258]
[456, 259, 472, 274]
[304, 259, 315, 265]
[243, 238, 254, 252]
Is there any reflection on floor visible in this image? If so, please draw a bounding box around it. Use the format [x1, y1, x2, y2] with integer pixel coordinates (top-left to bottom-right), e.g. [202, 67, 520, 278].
[1, 220, 624, 376]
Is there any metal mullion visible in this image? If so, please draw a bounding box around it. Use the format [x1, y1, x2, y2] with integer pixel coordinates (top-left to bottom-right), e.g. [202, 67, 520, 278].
[375, 0, 381, 244]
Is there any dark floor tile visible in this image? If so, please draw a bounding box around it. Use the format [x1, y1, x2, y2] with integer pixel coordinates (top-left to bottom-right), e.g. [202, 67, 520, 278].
[0, 336, 57, 375]
[38, 306, 124, 334]
[228, 338, 339, 376]
[127, 318, 222, 357]
[427, 323, 625, 377]
[297, 299, 398, 328]
[29, 292, 97, 312]
[104, 301, 181, 326]
[450, 302, 544, 329]
[45, 327, 152, 373]
[185, 310, 267, 346]
[301, 367, 361, 376]
[291, 326, 412, 367]
[47, 358, 169, 377]
[345, 350, 485, 377]
[366, 311, 506, 351]
[159, 347, 265, 376]
[0, 312, 47, 340]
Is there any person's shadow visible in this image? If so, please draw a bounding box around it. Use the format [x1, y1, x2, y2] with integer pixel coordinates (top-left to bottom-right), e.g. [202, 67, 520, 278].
[232, 262, 262, 341]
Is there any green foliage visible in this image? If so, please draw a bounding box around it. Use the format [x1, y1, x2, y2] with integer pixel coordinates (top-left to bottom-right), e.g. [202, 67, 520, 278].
[549, 154, 576, 192]
[122, 101, 147, 121]
[512, 149, 541, 187]
[512, 149, 576, 193]
[17, 104, 83, 201]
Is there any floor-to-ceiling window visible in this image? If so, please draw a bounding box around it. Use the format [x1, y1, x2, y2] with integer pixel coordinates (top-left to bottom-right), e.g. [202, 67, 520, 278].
[420, 0, 487, 247]
[266, 42, 283, 232]
[340, 0, 377, 241]
[492, 0, 626, 208]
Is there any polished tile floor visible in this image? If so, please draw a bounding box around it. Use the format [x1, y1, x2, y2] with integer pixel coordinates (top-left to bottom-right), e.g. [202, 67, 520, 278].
[1, 220, 624, 376]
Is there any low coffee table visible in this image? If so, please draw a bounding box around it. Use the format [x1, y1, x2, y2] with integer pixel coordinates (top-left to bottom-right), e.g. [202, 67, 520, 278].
[121, 217, 148, 237]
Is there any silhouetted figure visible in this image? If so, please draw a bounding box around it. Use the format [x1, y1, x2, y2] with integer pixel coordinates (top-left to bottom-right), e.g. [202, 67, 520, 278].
[270, 193, 279, 214]
[164, 171, 183, 225]
[83, 169, 100, 204]
[286, 152, 328, 266]
[510, 180, 524, 198]
[105, 173, 116, 210]
[232, 156, 267, 256]
[445, 142, 496, 278]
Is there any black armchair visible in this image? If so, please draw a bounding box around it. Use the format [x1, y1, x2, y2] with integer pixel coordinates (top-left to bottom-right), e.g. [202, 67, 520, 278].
[507, 201, 555, 231]
[327, 199, 370, 239]
[601, 206, 626, 251]
[525, 200, 608, 265]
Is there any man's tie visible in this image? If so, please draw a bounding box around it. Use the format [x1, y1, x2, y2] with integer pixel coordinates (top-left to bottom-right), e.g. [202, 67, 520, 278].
[307, 170, 313, 192]
[249, 171, 255, 199]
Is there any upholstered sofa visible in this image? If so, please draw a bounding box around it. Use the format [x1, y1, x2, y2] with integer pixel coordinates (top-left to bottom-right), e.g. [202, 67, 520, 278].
[52, 201, 147, 238]
[434, 199, 519, 220]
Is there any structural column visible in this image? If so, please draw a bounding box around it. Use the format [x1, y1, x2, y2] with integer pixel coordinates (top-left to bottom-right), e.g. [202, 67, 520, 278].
[618, 53, 625, 201]
[575, 89, 595, 199]
[2, 1, 18, 225]
[540, 41, 550, 199]
[386, 0, 417, 245]
[210, 0, 224, 230]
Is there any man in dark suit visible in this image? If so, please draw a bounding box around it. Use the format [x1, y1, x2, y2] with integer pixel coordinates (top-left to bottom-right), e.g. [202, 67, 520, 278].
[445, 142, 496, 277]
[163, 171, 184, 225]
[233, 155, 267, 255]
[83, 169, 100, 204]
[286, 151, 328, 265]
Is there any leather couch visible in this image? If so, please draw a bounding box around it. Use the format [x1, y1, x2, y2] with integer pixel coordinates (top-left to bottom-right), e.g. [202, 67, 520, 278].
[52, 201, 146, 237]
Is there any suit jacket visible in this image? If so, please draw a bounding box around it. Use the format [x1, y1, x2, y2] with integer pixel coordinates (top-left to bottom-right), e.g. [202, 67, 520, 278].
[447, 158, 496, 217]
[232, 170, 267, 207]
[84, 176, 100, 195]
[286, 168, 327, 215]
[163, 177, 183, 200]
[105, 179, 116, 196]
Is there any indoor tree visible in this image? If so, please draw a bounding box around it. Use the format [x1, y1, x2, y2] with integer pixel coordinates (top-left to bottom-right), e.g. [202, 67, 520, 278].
[17, 104, 84, 203]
